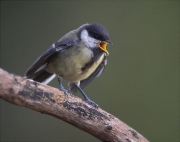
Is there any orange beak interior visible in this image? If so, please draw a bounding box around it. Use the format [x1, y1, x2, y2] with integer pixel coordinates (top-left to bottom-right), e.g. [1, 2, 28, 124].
[98, 41, 109, 55]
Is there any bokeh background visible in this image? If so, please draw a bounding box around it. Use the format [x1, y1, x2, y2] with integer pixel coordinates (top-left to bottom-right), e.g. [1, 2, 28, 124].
[1, 1, 179, 142]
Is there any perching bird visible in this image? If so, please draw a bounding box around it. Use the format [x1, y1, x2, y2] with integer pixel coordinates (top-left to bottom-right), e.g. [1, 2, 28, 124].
[25, 23, 112, 108]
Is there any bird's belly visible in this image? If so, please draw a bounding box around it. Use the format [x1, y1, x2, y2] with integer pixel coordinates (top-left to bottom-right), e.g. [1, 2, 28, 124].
[48, 47, 104, 82]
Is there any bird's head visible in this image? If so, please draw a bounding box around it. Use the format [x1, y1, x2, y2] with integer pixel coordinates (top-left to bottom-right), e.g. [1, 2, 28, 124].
[79, 23, 112, 55]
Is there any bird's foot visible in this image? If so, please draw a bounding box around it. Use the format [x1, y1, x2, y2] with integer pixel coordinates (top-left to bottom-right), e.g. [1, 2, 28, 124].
[59, 87, 69, 95]
[75, 84, 99, 108]
[69, 93, 75, 97]
[85, 99, 99, 108]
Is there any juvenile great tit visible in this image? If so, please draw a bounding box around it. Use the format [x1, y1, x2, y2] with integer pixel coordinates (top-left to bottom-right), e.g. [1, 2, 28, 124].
[25, 23, 112, 108]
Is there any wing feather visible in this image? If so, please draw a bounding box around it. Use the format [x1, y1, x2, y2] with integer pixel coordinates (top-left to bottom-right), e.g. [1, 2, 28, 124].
[25, 40, 77, 77]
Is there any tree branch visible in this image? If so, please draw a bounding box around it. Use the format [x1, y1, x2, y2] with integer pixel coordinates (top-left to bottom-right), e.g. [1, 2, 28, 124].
[0, 68, 149, 142]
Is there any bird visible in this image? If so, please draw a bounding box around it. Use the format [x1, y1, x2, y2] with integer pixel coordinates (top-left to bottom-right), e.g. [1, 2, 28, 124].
[25, 23, 112, 108]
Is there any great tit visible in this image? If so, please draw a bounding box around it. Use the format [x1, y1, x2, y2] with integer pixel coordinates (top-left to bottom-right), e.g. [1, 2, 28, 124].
[25, 23, 112, 108]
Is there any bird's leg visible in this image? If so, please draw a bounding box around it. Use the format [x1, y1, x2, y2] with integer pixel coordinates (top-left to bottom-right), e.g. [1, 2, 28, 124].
[57, 77, 68, 95]
[75, 84, 98, 108]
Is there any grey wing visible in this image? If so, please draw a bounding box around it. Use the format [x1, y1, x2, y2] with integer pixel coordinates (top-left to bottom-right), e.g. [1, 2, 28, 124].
[25, 41, 75, 83]
[25, 45, 55, 77]
[69, 55, 107, 94]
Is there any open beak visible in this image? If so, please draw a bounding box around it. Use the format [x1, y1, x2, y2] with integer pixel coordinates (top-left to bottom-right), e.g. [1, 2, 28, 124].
[98, 40, 112, 55]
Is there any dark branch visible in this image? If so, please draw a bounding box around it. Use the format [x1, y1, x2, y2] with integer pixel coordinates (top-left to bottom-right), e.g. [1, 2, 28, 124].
[0, 68, 149, 142]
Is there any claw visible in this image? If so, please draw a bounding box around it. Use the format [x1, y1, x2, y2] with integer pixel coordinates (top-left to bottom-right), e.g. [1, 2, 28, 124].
[74, 83, 99, 108]
[59, 88, 68, 95]
[85, 99, 99, 108]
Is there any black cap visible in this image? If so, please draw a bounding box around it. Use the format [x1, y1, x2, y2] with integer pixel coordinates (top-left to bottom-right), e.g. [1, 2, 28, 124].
[84, 23, 110, 42]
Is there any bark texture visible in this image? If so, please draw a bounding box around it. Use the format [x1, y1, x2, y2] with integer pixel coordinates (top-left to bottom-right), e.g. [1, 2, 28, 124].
[0, 68, 149, 142]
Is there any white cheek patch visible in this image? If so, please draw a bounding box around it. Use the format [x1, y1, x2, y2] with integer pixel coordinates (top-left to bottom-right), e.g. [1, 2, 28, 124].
[81, 30, 99, 48]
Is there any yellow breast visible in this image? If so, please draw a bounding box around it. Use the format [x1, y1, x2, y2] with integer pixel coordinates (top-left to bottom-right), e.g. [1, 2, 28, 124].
[78, 53, 104, 81]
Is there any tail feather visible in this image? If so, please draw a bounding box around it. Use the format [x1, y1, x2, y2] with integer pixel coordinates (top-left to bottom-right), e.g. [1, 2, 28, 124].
[25, 69, 56, 85]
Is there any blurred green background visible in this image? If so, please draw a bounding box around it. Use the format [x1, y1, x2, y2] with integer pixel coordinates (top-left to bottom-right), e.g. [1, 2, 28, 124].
[0, 1, 179, 142]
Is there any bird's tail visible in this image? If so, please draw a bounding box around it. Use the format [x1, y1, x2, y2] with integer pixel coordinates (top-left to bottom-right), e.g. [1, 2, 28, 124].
[25, 69, 56, 85]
